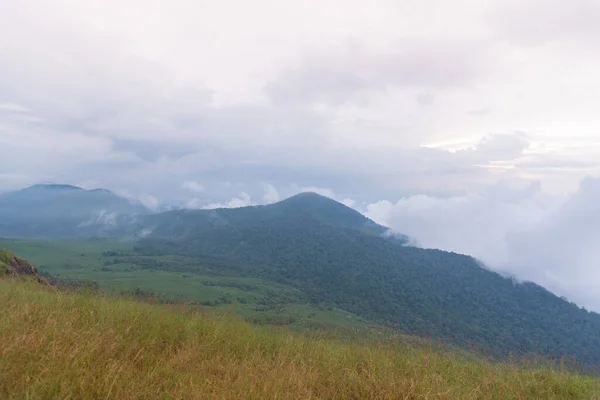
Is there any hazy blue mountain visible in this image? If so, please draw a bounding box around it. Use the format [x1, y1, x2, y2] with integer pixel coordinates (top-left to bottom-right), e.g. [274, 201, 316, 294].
[133, 192, 600, 367]
[0, 184, 148, 237]
[133, 192, 405, 240]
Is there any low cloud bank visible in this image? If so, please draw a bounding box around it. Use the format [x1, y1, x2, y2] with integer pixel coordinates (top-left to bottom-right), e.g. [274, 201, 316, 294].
[365, 177, 600, 311]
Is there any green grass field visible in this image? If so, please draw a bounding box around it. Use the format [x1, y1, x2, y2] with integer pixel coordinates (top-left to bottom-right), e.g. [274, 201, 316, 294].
[1, 277, 599, 399]
[0, 238, 370, 332]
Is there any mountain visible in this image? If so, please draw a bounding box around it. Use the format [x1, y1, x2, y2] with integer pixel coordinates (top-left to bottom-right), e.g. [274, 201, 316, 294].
[0, 184, 148, 238]
[271, 192, 392, 235]
[132, 192, 405, 241]
[132, 192, 600, 367]
[4, 188, 600, 367]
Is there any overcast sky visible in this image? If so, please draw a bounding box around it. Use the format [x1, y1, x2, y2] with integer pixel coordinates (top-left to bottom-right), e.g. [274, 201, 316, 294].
[1, 0, 600, 309]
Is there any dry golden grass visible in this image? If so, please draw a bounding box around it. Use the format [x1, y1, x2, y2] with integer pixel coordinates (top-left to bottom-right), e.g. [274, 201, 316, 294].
[1, 278, 599, 399]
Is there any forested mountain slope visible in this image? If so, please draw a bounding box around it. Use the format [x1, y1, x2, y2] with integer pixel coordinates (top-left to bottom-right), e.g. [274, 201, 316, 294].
[134, 193, 600, 367]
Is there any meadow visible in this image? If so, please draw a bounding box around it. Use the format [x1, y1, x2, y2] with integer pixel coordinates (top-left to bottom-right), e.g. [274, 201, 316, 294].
[0, 238, 369, 332]
[1, 277, 599, 399]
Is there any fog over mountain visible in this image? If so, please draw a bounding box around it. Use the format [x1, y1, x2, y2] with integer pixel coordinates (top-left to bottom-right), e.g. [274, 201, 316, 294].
[2, 0, 600, 308]
[366, 177, 600, 311]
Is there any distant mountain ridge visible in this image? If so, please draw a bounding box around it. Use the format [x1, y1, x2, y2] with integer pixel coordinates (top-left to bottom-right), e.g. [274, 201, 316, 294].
[133, 192, 405, 241]
[24, 184, 84, 191]
[0, 184, 148, 238]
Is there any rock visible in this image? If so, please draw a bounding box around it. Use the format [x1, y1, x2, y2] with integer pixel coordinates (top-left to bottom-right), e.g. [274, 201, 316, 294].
[7, 256, 38, 276]
[3, 254, 49, 285]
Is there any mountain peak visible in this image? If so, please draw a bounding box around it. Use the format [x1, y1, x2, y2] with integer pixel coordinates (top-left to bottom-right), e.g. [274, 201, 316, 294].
[274, 192, 353, 212]
[279, 191, 337, 203]
[89, 188, 115, 195]
[19, 185, 119, 195]
[25, 184, 84, 191]
[272, 192, 387, 235]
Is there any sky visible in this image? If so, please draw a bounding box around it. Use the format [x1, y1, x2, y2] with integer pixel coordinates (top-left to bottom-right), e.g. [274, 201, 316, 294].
[1, 0, 600, 308]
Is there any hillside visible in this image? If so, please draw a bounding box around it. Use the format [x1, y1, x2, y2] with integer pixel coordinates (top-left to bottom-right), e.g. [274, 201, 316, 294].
[1, 277, 598, 399]
[4, 190, 600, 368]
[132, 193, 600, 367]
[0, 184, 148, 237]
[1, 249, 41, 279]
[0, 249, 12, 272]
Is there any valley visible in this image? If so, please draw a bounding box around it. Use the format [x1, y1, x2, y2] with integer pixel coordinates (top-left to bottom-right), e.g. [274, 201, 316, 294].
[0, 238, 370, 333]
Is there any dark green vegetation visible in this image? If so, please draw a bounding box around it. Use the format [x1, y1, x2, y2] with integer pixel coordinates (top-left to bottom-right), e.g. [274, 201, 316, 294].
[2, 189, 600, 370]
[0, 184, 147, 237]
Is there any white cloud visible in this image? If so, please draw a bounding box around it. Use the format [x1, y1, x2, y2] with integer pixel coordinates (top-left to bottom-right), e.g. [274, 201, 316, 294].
[489, 0, 600, 47]
[502, 177, 600, 308]
[137, 194, 159, 211]
[196, 183, 283, 209]
[202, 192, 253, 209]
[117, 190, 160, 211]
[262, 183, 280, 204]
[182, 181, 204, 193]
[76, 180, 101, 190]
[366, 181, 553, 262]
[0, 103, 30, 113]
[185, 198, 202, 209]
[1, 0, 599, 201]
[341, 198, 357, 208]
[366, 177, 600, 311]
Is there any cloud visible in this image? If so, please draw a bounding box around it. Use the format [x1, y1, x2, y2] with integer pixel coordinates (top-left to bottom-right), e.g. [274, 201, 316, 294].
[262, 183, 280, 204]
[0, 103, 30, 113]
[266, 38, 492, 105]
[79, 210, 118, 227]
[117, 190, 160, 211]
[490, 0, 600, 47]
[341, 198, 357, 208]
[182, 181, 204, 193]
[469, 133, 530, 161]
[366, 179, 552, 260]
[1, 0, 599, 202]
[201, 192, 253, 210]
[137, 194, 160, 211]
[186, 183, 280, 210]
[503, 177, 600, 308]
[366, 177, 600, 311]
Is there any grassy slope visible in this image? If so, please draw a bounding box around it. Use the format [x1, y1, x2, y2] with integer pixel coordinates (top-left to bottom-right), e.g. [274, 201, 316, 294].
[0, 249, 11, 275]
[0, 249, 11, 264]
[0, 238, 370, 332]
[1, 278, 599, 400]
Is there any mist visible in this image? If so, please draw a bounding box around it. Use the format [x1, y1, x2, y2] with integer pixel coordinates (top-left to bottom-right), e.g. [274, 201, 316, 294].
[365, 177, 600, 311]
